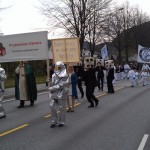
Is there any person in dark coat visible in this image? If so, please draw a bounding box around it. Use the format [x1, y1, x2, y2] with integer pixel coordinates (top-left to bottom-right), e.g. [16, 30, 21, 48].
[106, 65, 115, 93]
[95, 65, 105, 91]
[75, 66, 84, 98]
[83, 65, 99, 108]
[15, 61, 37, 108]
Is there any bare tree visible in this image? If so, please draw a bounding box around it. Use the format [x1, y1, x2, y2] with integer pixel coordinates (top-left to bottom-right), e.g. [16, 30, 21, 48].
[39, 0, 112, 56]
[103, 1, 150, 62]
[103, 7, 124, 62]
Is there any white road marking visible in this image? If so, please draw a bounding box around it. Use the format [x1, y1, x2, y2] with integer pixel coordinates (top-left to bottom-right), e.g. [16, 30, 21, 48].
[137, 134, 149, 150]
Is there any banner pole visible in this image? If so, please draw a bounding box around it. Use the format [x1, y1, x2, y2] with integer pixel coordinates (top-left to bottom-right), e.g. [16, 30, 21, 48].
[46, 59, 50, 87]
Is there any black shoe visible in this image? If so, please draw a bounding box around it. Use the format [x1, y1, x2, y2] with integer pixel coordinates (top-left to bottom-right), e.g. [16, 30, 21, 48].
[30, 102, 34, 106]
[95, 100, 99, 107]
[58, 124, 65, 127]
[50, 124, 56, 128]
[67, 108, 71, 112]
[17, 105, 24, 108]
[88, 105, 94, 108]
[81, 94, 84, 98]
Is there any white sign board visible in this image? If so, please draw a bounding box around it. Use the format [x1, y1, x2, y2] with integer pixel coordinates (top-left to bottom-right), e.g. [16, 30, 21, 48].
[138, 45, 150, 63]
[0, 31, 49, 62]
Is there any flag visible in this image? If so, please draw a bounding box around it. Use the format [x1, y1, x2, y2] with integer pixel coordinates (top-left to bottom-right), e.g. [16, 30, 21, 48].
[138, 45, 150, 63]
[101, 44, 108, 59]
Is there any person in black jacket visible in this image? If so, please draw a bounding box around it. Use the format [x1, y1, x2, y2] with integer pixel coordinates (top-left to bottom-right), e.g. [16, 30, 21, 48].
[95, 65, 105, 91]
[106, 65, 115, 93]
[75, 67, 84, 98]
[83, 65, 99, 108]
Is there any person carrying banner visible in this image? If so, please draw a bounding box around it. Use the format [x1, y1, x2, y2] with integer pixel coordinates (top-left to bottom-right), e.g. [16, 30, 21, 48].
[15, 61, 37, 108]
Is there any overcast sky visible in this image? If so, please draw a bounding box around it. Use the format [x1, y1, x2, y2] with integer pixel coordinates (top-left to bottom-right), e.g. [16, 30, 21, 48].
[0, 0, 150, 38]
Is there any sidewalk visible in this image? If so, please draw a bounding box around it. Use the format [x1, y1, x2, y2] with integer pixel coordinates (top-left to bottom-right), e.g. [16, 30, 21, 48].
[3, 84, 48, 100]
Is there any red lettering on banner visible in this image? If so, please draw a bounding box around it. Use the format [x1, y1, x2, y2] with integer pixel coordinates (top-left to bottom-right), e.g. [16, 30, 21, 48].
[29, 42, 42, 45]
[9, 41, 42, 47]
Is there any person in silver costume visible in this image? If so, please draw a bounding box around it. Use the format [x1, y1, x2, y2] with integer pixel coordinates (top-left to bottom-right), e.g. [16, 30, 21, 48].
[0, 65, 7, 118]
[0, 65, 6, 92]
[49, 61, 69, 128]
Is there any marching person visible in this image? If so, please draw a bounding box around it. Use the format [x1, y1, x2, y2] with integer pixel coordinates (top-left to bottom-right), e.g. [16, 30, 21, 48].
[84, 65, 99, 108]
[141, 69, 148, 86]
[15, 61, 37, 108]
[66, 64, 78, 112]
[127, 67, 136, 87]
[134, 68, 139, 86]
[124, 62, 130, 78]
[49, 61, 69, 128]
[95, 65, 104, 91]
[106, 65, 115, 93]
[0, 65, 7, 118]
[0, 64, 7, 92]
[75, 67, 84, 98]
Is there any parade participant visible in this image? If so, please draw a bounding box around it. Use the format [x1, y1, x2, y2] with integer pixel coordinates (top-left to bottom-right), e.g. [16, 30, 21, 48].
[0, 66, 7, 118]
[127, 67, 136, 87]
[0, 99, 6, 118]
[0, 64, 7, 92]
[115, 64, 121, 81]
[142, 63, 149, 71]
[112, 65, 116, 87]
[134, 68, 139, 86]
[141, 69, 148, 86]
[124, 62, 130, 78]
[75, 67, 84, 98]
[66, 64, 78, 112]
[106, 65, 115, 93]
[142, 63, 150, 77]
[49, 61, 69, 128]
[95, 65, 104, 91]
[84, 65, 99, 108]
[45, 65, 54, 86]
[15, 61, 37, 108]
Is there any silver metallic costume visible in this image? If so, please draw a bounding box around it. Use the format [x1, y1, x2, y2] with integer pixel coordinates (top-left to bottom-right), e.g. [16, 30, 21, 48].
[49, 61, 69, 127]
[0, 67, 7, 92]
[0, 67, 7, 118]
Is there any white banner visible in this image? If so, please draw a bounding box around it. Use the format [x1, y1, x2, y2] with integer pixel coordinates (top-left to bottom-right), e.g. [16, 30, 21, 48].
[0, 31, 49, 62]
[101, 44, 108, 60]
[138, 45, 150, 63]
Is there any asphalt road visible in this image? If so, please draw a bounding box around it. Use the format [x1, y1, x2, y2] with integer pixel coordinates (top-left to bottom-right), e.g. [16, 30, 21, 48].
[0, 80, 150, 150]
